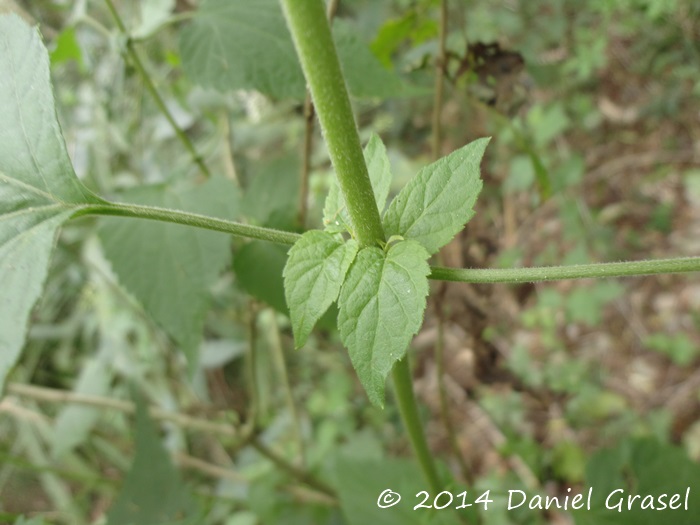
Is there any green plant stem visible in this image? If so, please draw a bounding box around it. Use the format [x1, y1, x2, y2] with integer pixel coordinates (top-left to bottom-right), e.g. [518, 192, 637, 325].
[392, 358, 442, 493]
[281, 0, 446, 497]
[430, 257, 700, 282]
[280, 0, 385, 247]
[73, 203, 700, 282]
[250, 439, 335, 497]
[74, 202, 301, 245]
[103, 0, 211, 178]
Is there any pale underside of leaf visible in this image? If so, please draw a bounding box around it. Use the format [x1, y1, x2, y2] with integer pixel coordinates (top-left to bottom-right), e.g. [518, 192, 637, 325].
[338, 240, 430, 407]
[383, 137, 489, 255]
[0, 15, 97, 392]
[284, 230, 359, 348]
[99, 178, 238, 369]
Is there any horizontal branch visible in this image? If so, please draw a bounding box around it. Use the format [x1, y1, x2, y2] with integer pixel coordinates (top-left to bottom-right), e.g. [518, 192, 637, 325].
[73, 204, 700, 283]
[430, 256, 700, 283]
[75, 202, 302, 245]
[7, 382, 240, 438]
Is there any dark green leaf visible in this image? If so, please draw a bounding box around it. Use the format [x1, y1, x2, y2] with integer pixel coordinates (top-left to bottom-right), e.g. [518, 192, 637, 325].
[234, 240, 289, 314]
[0, 14, 98, 392]
[330, 454, 462, 525]
[573, 439, 700, 525]
[383, 138, 489, 255]
[99, 177, 238, 367]
[107, 397, 196, 525]
[284, 230, 358, 348]
[338, 240, 430, 407]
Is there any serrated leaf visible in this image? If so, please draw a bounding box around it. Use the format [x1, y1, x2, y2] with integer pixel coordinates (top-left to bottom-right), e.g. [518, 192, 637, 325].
[179, 0, 405, 100]
[0, 14, 99, 392]
[99, 177, 238, 368]
[284, 231, 358, 348]
[324, 133, 392, 234]
[383, 138, 490, 255]
[338, 240, 430, 407]
[107, 397, 196, 525]
[179, 0, 305, 99]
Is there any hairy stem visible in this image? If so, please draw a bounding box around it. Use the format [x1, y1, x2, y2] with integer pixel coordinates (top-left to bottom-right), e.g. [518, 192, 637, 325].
[74, 202, 301, 245]
[72, 202, 700, 283]
[280, 0, 385, 247]
[392, 358, 442, 493]
[430, 257, 700, 282]
[103, 0, 211, 178]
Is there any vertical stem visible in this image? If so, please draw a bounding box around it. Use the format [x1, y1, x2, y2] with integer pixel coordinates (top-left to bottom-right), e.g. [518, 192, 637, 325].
[280, 0, 384, 247]
[392, 358, 442, 494]
[281, 0, 443, 497]
[432, 0, 473, 484]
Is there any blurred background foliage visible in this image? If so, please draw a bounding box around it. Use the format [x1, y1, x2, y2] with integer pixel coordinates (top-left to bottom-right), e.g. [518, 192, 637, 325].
[1, 0, 700, 523]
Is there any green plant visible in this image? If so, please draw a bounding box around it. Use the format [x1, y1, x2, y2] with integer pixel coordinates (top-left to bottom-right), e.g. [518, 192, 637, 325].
[2, 1, 700, 523]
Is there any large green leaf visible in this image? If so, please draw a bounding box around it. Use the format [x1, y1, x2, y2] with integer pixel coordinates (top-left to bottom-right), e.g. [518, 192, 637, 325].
[107, 397, 196, 525]
[573, 438, 700, 525]
[99, 177, 238, 367]
[179, 0, 404, 100]
[383, 138, 489, 255]
[0, 14, 99, 392]
[284, 230, 358, 348]
[338, 240, 430, 407]
[330, 454, 463, 525]
[324, 132, 393, 235]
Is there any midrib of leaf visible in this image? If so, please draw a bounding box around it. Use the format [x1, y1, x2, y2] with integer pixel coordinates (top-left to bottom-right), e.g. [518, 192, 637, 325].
[394, 169, 454, 237]
[0, 172, 66, 204]
[201, 5, 296, 62]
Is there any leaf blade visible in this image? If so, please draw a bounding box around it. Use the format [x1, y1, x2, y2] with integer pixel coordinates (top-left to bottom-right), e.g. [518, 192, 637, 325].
[382, 137, 490, 255]
[338, 240, 430, 407]
[99, 177, 239, 368]
[0, 14, 96, 392]
[284, 230, 358, 348]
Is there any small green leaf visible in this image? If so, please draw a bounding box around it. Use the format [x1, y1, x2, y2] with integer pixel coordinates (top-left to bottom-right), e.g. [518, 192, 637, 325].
[383, 138, 490, 255]
[324, 133, 392, 234]
[338, 240, 430, 407]
[284, 230, 359, 348]
[107, 397, 196, 525]
[99, 177, 238, 368]
[0, 14, 99, 393]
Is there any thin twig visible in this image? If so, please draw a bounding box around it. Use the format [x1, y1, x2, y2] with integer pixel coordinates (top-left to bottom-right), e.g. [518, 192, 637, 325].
[103, 0, 211, 178]
[431, 0, 448, 160]
[267, 311, 306, 467]
[432, 0, 473, 485]
[250, 439, 336, 498]
[6, 383, 240, 439]
[434, 288, 473, 484]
